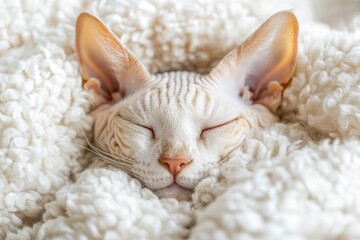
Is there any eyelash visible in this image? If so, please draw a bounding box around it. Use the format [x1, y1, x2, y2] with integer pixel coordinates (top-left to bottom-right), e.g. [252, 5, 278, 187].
[200, 117, 239, 139]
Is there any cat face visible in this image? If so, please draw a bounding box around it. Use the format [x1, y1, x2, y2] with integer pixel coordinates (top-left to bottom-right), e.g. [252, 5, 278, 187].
[76, 11, 298, 200]
[92, 72, 260, 200]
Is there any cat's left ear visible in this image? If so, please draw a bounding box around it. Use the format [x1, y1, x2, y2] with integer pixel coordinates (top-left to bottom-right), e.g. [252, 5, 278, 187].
[209, 11, 298, 112]
[76, 13, 150, 106]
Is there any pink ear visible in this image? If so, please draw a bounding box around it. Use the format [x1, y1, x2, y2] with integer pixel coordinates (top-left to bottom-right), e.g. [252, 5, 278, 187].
[209, 11, 299, 112]
[76, 13, 150, 104]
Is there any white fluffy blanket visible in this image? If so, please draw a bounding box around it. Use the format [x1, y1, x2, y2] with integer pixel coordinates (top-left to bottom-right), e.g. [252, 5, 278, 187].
[1, 0, 360, 239]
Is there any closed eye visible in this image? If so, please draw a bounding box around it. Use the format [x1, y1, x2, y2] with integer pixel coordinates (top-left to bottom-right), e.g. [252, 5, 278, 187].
[118, 114, 155, 139]
[136, 123, 156, 139]
[200, 117, 239, 139]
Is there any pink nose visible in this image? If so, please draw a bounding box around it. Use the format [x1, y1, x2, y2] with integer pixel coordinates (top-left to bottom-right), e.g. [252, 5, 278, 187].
[160, 158, 191, 176]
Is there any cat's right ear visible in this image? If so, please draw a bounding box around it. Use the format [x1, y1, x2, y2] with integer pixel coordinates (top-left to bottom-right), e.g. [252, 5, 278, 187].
[76, 13, 150, 106]
[208, 11, 298, 112]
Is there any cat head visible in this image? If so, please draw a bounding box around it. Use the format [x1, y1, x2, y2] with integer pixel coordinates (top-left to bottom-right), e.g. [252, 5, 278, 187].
[76, 11, 298, 200]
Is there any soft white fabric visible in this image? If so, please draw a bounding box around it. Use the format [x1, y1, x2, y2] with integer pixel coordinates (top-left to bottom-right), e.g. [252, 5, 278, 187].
[1, 0, 360, 239]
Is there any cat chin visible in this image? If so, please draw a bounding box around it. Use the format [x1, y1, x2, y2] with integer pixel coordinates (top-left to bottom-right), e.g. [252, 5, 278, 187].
[153, 184, 193, 201]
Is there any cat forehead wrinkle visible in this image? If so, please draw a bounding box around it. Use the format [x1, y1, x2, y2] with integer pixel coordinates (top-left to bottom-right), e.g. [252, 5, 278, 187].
[152, 71, 207, 105]
[117, 72, 217, 119]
